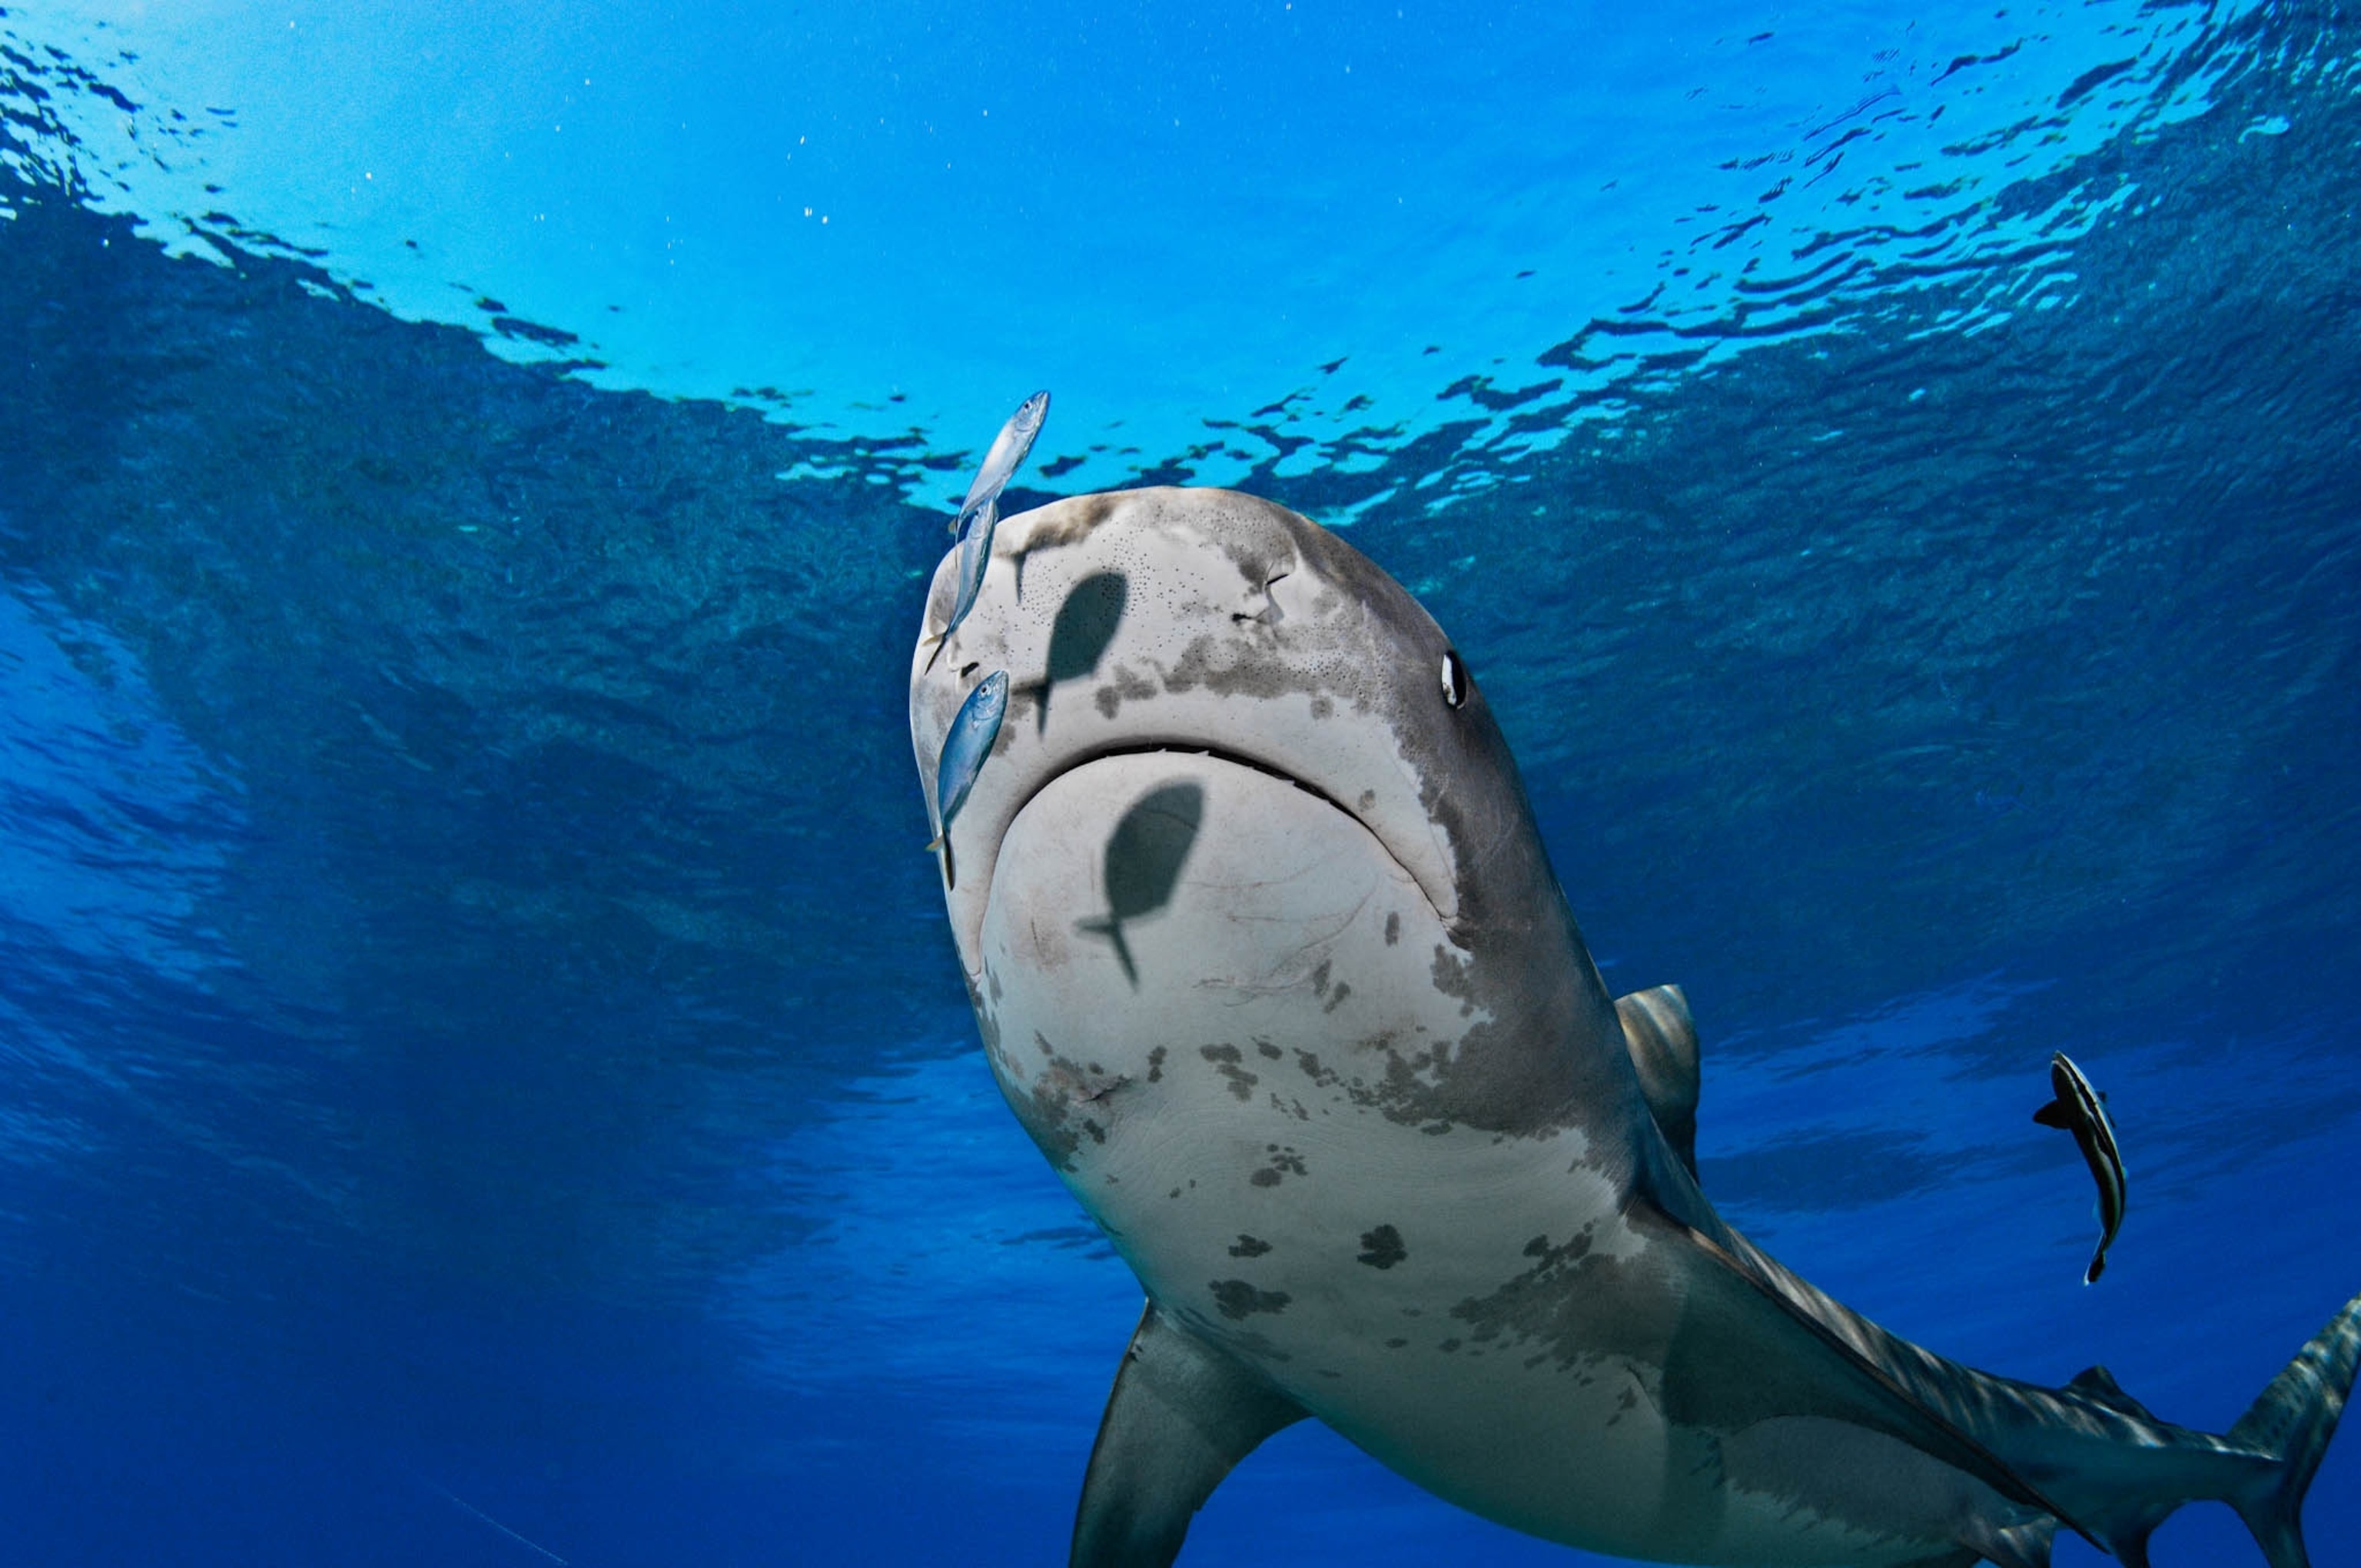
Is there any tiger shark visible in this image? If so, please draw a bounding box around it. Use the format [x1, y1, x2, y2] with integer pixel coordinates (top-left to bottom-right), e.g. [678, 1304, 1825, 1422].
[907, 486, 2359, 1568]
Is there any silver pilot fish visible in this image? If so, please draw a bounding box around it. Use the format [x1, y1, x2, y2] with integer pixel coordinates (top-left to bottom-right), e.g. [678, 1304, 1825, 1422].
[923, 392, 1051, 673]
[925, 669, 1008, 890]
[2034, 1050, 2126, 1284]
[950, 390, 1050, 539]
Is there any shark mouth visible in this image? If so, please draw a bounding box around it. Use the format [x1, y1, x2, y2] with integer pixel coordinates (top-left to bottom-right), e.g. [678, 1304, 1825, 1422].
[968, 738, 1452, 971]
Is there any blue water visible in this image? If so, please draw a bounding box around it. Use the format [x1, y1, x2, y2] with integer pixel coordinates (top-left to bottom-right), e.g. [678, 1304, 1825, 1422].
[2, 2, 2356, 1563]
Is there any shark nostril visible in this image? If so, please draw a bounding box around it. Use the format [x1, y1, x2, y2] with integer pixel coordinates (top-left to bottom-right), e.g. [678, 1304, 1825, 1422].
[1235, 572, 1290, 628]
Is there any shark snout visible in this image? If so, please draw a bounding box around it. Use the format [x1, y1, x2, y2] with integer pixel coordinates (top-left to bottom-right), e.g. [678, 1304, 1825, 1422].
[911, 488, 1498, 975]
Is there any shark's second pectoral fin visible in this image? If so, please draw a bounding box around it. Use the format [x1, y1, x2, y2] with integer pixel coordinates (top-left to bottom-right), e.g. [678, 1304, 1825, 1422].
[1616, 984, 1700, 1178]
[1071, 1301, 1307, 1568]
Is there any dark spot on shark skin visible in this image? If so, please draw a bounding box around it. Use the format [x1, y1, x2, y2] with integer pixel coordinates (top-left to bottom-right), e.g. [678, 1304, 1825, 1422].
[1386, 1338, 1409, 1350]
[1432, 945, 1479, 1018]
[1293, 1049, 1342, 1090]
[998, 1034, 1133, 1174]
[1008, 1076, 1084, 1172]
[1162, 630, 1326, 706]
[1249, 1146, 1307, 1187]
[1078, 780, 1204, 986]
[1385, 912, 1400, 945]
[1324, 982, 1352, 1014]
[1357, 1224, 1408, 1269]
[1205, 509, 1295, 590]
[1147, 1045, 1166, 1083]
[1091, 663, 1157, 721]
[1257, 1040, 1282, 1061]
[1229, 1234, 1273, 1258]
[1449, 1229, 1616, 1369]
[1201, 1043, 1259, 1101]
[1024, 570, 1128, 733]
[1209, 1280, 1292, 1321]
[1438, 1339, 1463, 1354]
[1013, 489, 1124, 555]
[975, 989, 1015, 1081]
[1310, 696, 1333, 719]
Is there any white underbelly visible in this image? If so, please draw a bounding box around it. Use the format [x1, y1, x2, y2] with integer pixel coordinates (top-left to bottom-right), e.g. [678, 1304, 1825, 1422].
[975, 752, 1965, 1566]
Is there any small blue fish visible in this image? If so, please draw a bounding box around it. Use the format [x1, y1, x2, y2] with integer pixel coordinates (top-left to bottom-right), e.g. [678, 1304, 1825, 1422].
[950, 390, 1051, 540]
[922, 392, 1049, 673]
[2034, 1051, 2126, 1284]
[926, 669, 1009, 890]
[928, 493, 997, 666]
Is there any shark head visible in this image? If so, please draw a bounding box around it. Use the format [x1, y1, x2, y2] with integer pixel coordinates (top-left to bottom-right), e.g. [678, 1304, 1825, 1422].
[908, 487, 1641, 1144]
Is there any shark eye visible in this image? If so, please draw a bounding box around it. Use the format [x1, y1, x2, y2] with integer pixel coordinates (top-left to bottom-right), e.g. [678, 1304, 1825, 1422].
[1440, 649, 1470, 709]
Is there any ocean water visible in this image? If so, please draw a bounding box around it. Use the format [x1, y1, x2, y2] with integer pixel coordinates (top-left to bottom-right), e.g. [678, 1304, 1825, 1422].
[2, 2, 2357, 1564]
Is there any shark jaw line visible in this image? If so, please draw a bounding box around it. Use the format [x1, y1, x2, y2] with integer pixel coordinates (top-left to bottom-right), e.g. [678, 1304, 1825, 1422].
[973, 739, 1451, 949]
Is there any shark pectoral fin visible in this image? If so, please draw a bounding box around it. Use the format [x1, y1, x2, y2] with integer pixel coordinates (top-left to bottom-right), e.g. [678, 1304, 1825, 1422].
[1071, 1301, 1306, 1568]
[1616, 984, 1700, 1179]
[1655, 1211, 2100, 1552]
[2032, 1099, 2072, 1129]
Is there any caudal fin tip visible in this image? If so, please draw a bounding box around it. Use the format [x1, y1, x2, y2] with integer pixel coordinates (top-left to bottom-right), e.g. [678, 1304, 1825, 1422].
[2227, 1286, 2361, 1568]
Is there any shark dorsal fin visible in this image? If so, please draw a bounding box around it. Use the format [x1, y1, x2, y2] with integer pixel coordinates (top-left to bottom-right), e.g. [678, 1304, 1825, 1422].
[1616, 985, 1699, 1181]
[2068, 1364, 2125, 1397]
[2068, 1364, 2157, 1420]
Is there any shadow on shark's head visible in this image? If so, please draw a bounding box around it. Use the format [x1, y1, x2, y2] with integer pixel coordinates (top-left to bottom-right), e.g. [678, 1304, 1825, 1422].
[909, 487, 1635, 1140]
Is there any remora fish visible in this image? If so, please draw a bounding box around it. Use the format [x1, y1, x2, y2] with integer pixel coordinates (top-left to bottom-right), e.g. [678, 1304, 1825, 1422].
[908, 486, 2361, 1568]
[2034, 1051, 2126, 1284]
[923, 392, 1050, 673]
[924, 669, 1008, 892]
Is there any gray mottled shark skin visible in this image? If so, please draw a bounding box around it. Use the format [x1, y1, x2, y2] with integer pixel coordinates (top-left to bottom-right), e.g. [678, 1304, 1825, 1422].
[906, 487, 2359, 1568]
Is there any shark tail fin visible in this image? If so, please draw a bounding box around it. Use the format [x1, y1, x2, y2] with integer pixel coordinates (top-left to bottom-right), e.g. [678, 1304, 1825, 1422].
[2222, 1287, 2361, 1568]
